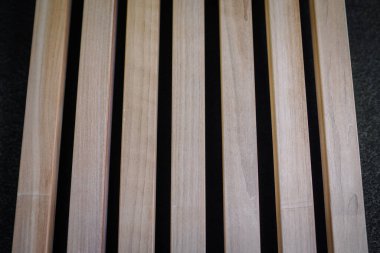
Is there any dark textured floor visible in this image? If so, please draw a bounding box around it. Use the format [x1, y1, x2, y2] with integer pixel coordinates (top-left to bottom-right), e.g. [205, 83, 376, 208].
[0, 0, 379, 252]
[347, 1, 380, 252]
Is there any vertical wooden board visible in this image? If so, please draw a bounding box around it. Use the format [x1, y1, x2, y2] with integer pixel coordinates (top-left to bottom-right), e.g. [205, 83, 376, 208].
[310, 0, 368, 252]
[171, 0, 205, 252]
[219, 0, 260, 252]
[265, 0, 317, 252]
[66, 0, 117, 252]
[12, 0, 71, 252]
[118, 0, 160, 252]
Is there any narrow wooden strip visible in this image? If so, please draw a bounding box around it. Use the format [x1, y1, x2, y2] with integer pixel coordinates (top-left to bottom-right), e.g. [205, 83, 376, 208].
[309, 0, 368, 252]
[265, 0, 317, 252]
[118, 0, 160, 252]
[12, 0, 71, 252]
[66, 0, 117, 252]
[219, 1, 260, 252]
[171, 0, 205, 252]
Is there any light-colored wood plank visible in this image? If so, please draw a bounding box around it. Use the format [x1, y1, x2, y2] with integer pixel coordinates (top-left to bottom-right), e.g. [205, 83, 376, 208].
[171, 0, 205, 252]
[309, 0, 368, 252]
[66, 0, 117, 252]
[118, 0, 160, 252]
[12, 0, 71, 252]
[219, 1, 260, 252]
[265, 0, 317, 252]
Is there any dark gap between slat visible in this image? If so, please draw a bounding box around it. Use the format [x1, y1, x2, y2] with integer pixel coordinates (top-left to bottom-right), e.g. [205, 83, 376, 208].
[53, 0, 84, 251]
[155, 0, 173, 251]
[299, 0, 328, 252]
[205, 0, 225, 252]
[105, 0, 127, 251]
[252, 0, 278, 251]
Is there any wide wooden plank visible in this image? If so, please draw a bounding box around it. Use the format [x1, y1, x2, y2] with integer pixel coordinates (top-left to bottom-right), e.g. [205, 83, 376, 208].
[265, 0, 317, 252]
[118, 0, 160, 252]
[66, 0, 117, 251]
[12, 0, 71, 252]
[309, 0, 368, 252]
[171, 0, 205, 252]
[219, 1, 260, 252]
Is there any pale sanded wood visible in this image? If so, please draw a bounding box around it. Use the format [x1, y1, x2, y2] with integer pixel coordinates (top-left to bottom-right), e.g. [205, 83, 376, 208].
[265, 0, 317, 252]
[12, 0, 71, 252]
[66, 0, 117, 252]
[171, 0, 205, 252]
[309, 0, 368, 252]
[118, 0, 160, 252]
[219, 1, 260, 252]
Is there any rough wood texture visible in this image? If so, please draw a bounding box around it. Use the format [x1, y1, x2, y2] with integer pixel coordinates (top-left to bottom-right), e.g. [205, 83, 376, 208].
[219, 0, 260, 252]
[12, 0, 71, 252]
[118, 0, 160, 252]
[171, 0, 205, 252]
[67, 0, 117, 252]
[310, 0, 368, 252]
[265, 0, 317, 252]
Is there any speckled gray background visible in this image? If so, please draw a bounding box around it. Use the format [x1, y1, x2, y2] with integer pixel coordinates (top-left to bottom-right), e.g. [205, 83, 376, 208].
[0, 0, 378, 252]
[347, 0, 380, 252]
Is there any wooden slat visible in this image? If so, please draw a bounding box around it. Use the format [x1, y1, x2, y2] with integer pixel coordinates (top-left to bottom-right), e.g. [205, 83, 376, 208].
[12, 0, 71, 252]
[265, 0, 317, 252]
[171, 0, 205, 252]
[309, 0, 368, 252]
[66, 0, 117, 251]
[219, 0, 260, 252]
[118, 0, 160, 252]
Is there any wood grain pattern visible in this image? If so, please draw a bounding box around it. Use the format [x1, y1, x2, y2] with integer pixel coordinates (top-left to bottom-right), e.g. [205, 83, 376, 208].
[171, 0, 205, 252]
[66, 0, 117, 252]
[310, 0, 368, 252]
[12, 0, 71, 252]
[265, 0, 317, 252]
[219, 1, 260, 252]
[118, 0, 160, 252]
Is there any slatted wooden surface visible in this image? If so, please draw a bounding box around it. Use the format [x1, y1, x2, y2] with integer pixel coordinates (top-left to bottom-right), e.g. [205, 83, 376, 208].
[219, 0, 260, 252]
[171, 0, 206, 252]
[118, 0, 160, 252]
[66, 0, 117, 252]
[265, 0, 317, 252]
[310, 0, 368, 252]
[13, 0, 368, 252]
[12, 0, 71, 252]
